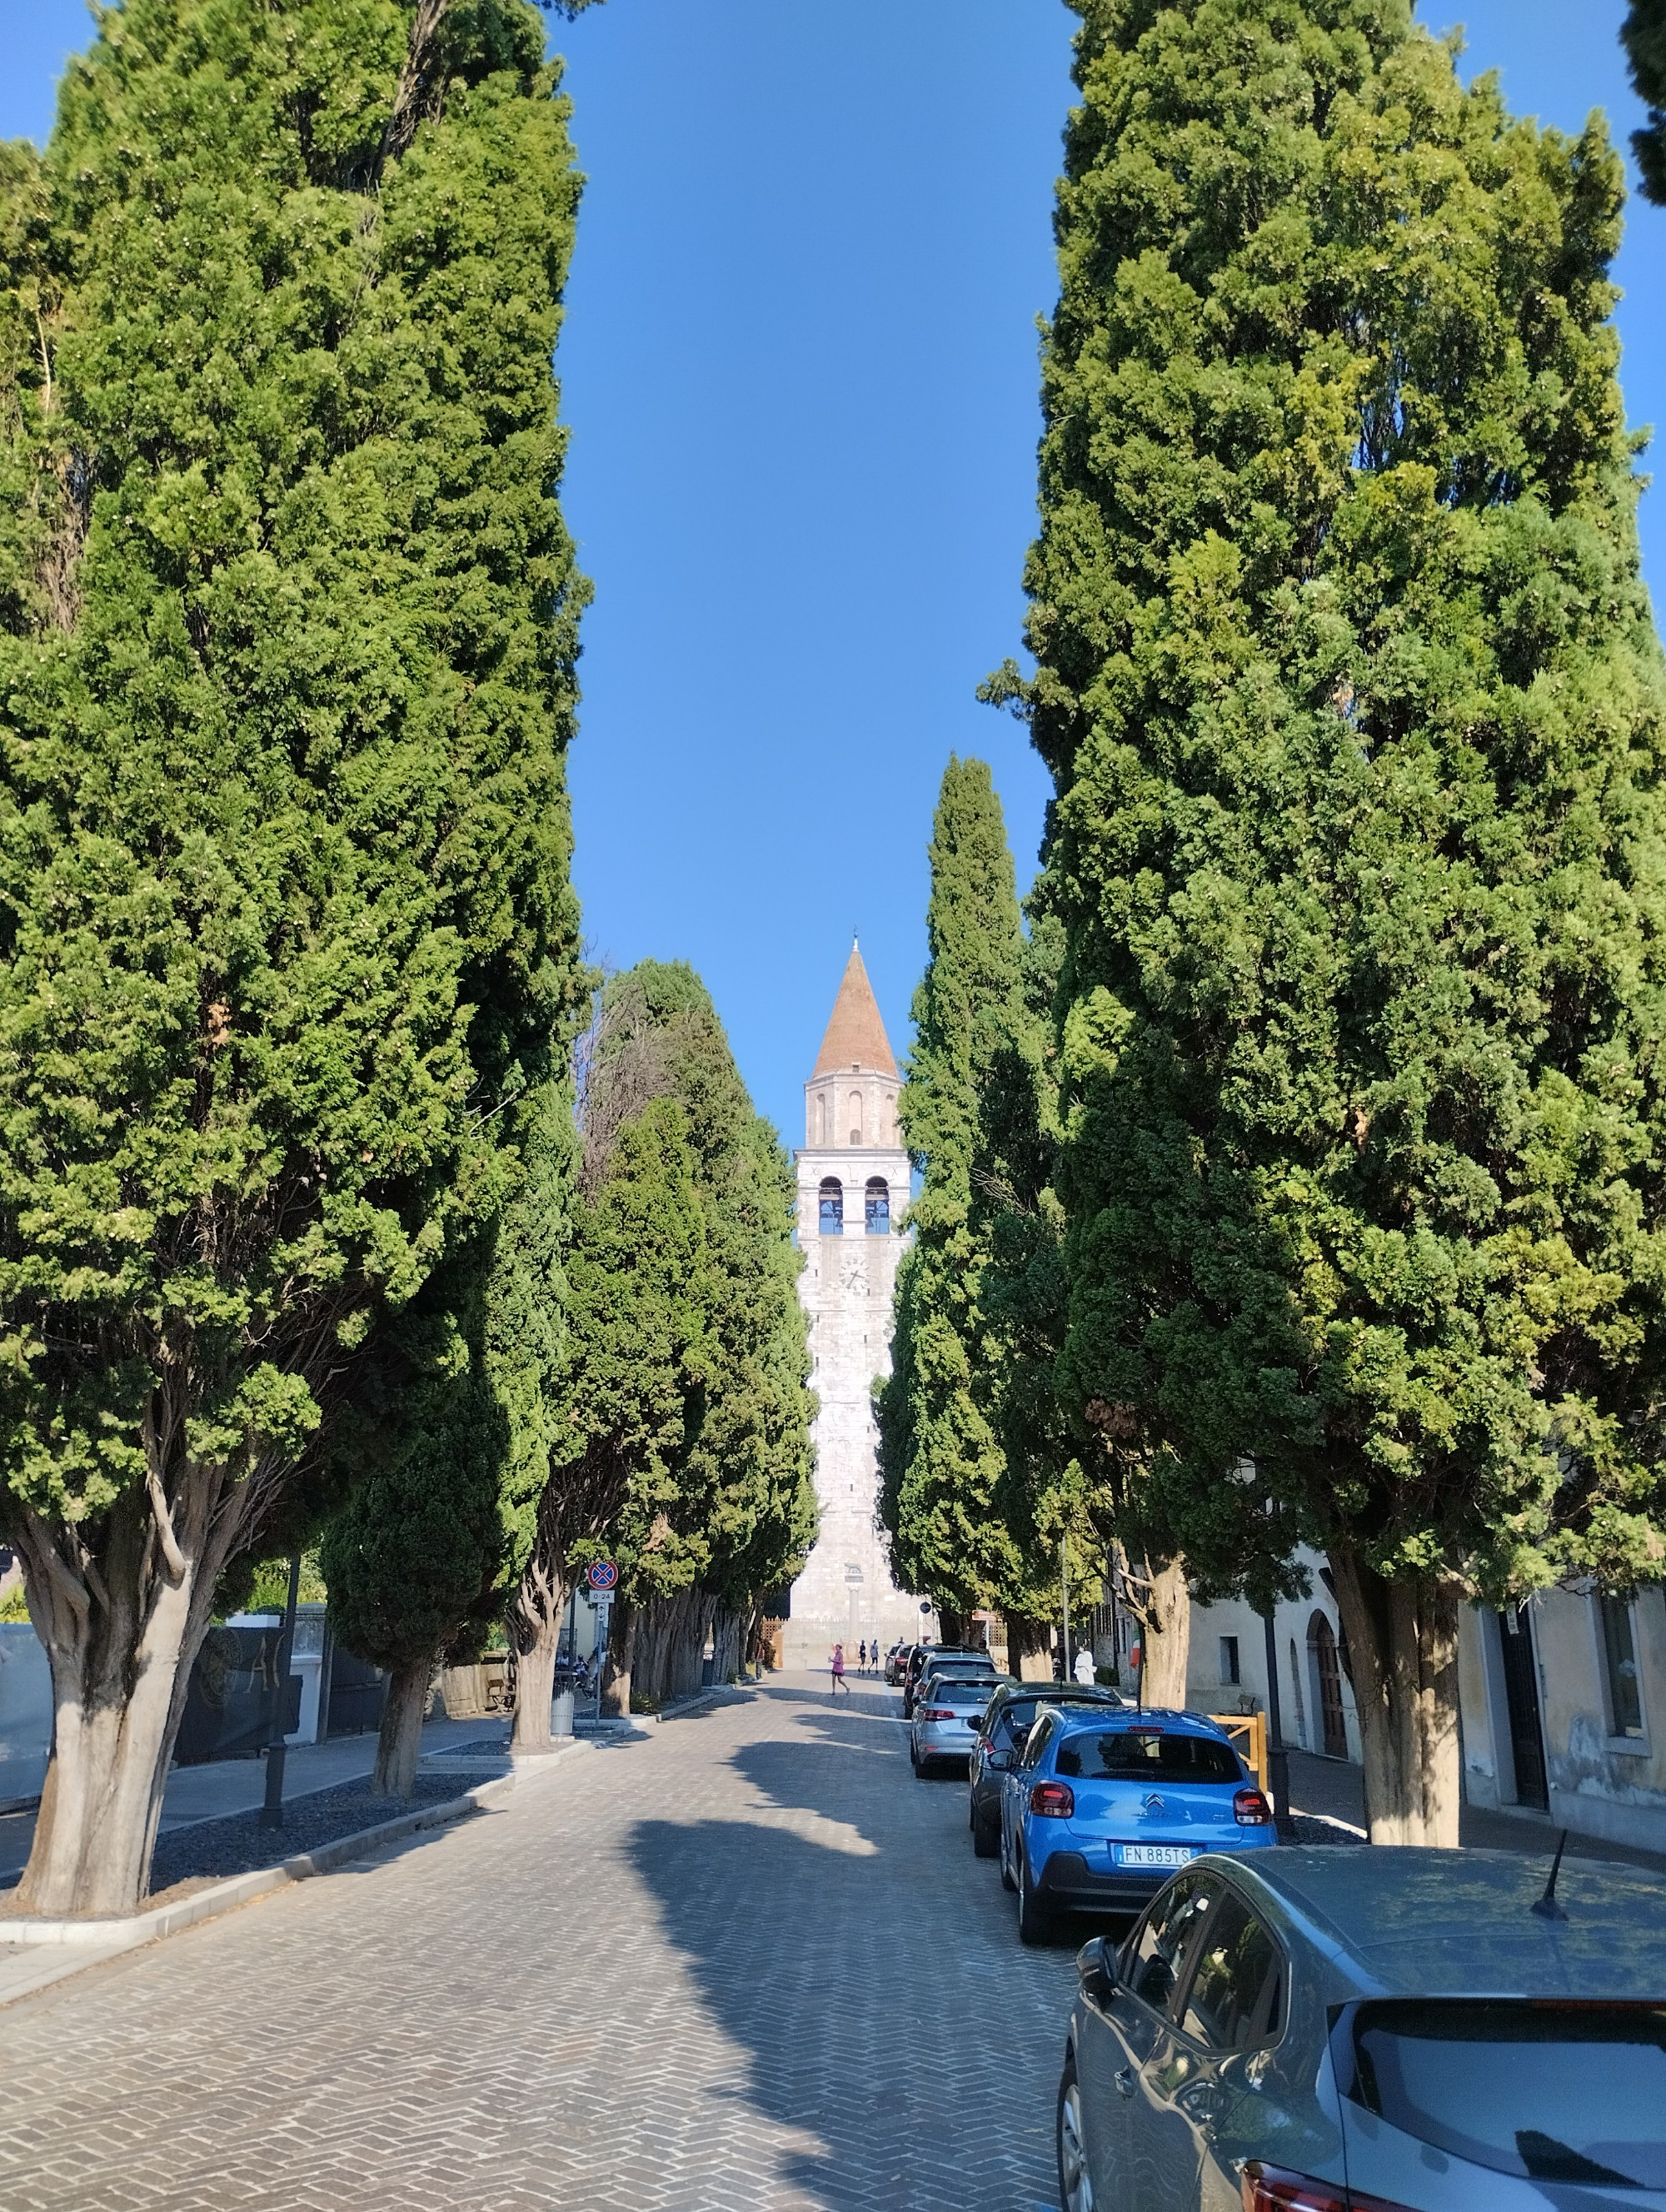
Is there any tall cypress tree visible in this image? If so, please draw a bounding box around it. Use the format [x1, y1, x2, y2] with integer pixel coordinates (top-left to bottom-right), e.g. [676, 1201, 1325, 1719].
[1005, 0, 1666, 1839]
[514, 963, 815, 1723]
[1624, 2, 1666, 204]
[0, 0, 587, 1911]
[879, 759, 1040, 1635]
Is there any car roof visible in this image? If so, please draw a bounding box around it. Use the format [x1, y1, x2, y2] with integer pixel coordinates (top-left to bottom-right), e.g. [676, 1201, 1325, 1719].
[995, 1682, 1123, 1704]
[1052, 1705, 1231, 1741]
[1223, 1846, 1666, 2001]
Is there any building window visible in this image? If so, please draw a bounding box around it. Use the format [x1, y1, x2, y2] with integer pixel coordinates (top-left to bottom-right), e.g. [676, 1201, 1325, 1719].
[849, 1090, 864, 1146]
[1219, 1636, 1240, 1687]
[818, 1178, 843, 1236]
[865, 1178, 890, 1235]
[1600, 1592, 1646, 1739]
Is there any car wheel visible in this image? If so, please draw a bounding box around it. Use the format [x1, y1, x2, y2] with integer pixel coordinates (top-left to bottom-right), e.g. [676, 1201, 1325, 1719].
[1000, 1821, 1017, 1893]
[972, 1807, 1000, 1859]
[1016, 1847, 1055, 1946]
[1056, 2057, 1095, 2212]
[914, 1749, 931, 1780]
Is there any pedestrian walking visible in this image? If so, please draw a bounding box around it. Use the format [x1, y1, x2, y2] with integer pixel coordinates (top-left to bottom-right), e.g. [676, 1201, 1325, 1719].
[858, 1638, 868, 1671]
[831, 1642, 849, 1694]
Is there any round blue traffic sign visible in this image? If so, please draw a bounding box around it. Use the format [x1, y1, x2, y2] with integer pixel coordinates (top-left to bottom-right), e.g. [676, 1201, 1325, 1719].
[586, 1559, 619, 1592]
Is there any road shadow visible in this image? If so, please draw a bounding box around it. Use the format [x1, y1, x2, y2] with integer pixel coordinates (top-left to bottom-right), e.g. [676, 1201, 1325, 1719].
[626, 1811, 1067, 2212]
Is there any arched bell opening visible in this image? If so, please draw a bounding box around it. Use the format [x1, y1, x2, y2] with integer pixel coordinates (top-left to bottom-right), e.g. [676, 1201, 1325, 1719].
[818, 1177, 844, 1236]
[865, 1177, 890, 1235]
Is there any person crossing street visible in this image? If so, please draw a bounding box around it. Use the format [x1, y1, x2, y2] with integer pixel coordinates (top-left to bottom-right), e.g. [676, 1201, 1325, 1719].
[830, 1642, 850, 1694]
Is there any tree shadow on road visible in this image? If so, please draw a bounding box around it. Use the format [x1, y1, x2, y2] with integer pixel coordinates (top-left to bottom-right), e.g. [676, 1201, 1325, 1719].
[626, 1809, 1067, 2212]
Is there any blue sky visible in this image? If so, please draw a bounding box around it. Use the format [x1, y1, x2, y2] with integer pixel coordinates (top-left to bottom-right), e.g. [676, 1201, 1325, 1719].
[3, 2, 1664, 1144]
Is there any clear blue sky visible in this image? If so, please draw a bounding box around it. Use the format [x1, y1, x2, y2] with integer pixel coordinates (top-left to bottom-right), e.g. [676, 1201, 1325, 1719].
[2, 2, 1664, 1145]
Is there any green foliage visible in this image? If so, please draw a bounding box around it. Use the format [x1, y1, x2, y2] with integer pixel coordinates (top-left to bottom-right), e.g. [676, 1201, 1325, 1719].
[218, 1547, 328, 1619]
[0, 1580, 29, 1623]
[879, 760, 1070, 1617]
[1014, 0, 1666, 1612]
[322, 1238, 511, 1671]
[1624, 2, 1666, 205]
[0, 0, 586, 1596]
[563, 964, 816, 1614]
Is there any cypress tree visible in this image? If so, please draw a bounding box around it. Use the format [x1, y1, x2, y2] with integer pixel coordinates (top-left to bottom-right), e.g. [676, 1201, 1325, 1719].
[1624, 1, 1666, 205]
[0, 0, 587, 1911]
[878, 760, 1039, 1635]
[1008, 0, 1666, 1838]
[517, 963, 815, 1720]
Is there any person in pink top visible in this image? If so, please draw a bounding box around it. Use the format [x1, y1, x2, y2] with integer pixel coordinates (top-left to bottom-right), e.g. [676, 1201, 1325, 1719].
[830, 1642, 849, 1694]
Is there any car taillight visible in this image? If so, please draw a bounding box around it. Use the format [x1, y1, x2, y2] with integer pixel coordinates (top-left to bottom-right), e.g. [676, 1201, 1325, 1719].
[1240, 2165, 1414, 2212]
[920, 1706, 954, 1721]
[1029, 1780, 1074, 1817]
[1234, 1786, 1274, 1826]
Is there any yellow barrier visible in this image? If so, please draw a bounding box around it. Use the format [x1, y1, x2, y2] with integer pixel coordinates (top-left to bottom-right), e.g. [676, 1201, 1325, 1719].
[1211, 1711, 1267, 1792]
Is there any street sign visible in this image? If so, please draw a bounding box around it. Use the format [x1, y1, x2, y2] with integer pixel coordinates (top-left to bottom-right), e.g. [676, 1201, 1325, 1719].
[586, 1560, 619, 1592]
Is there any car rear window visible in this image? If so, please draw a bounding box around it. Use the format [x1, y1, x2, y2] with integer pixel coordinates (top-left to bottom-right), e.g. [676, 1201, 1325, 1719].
[1347, 2000, 1666, 2188]
[1055, 1729, 1240, 1783]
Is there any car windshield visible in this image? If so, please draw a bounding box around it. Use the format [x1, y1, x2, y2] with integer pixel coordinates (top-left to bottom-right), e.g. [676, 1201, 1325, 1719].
[1348, 2000, 1666, 2189]
[1055, 1729, 1240, 1783]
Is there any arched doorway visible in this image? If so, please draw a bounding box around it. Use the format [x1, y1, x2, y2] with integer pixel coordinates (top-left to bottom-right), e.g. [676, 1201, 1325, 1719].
[1308, 1612, 1348, 1760]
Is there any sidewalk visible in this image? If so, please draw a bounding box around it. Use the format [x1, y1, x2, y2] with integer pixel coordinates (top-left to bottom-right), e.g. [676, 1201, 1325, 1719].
[0, 1711, 508, 1886]
[1287, 1746, 1666, 1876]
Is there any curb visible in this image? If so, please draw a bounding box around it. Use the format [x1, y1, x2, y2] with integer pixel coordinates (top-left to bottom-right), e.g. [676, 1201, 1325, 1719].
[2, 1737, 587, 1963]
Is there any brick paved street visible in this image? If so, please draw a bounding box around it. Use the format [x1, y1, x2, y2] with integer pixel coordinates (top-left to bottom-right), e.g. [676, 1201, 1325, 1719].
[0, 1677, 1073, 2211]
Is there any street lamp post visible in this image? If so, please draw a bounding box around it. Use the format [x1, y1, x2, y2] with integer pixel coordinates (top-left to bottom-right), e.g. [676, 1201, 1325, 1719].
[258, 1554, 302, 1831]
[1261, 1603, 1294, 1843]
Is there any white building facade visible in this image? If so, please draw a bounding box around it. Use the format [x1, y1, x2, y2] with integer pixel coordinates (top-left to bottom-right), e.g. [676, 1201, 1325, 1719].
[781, 945, 936, 1668]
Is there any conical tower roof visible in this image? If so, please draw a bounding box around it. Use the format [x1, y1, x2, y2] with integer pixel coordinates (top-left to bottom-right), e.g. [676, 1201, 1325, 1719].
[812, 941, 896, 1079]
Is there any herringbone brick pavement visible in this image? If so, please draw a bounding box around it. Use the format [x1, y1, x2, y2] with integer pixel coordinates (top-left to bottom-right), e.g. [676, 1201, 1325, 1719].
[0, 1677, 1074, 2210]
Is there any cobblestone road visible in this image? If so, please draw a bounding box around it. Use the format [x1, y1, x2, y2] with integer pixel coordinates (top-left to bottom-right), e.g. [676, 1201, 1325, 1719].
[0, 1677, 1074, 2211]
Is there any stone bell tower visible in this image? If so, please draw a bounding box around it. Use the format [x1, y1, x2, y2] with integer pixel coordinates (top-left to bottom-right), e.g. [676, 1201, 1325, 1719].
[782, 943, 936, 1668]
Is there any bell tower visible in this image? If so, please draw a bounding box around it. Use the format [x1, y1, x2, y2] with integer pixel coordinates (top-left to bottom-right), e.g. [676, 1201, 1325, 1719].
[783, 942, 935, 1667]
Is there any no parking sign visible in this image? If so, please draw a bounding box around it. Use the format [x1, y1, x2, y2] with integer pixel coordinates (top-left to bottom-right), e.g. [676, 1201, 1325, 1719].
[586, 1560, 618, 1593]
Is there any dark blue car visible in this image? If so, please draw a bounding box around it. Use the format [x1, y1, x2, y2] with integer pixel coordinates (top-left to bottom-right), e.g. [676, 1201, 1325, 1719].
[999, 1706, 1274, 1943]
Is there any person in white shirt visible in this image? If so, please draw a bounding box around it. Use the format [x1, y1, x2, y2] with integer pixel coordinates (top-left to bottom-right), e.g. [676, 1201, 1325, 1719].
[1072, 1646, 1096, 1686]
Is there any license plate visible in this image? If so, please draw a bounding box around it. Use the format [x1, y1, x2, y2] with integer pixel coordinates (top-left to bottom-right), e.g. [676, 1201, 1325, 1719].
[1117, 1844, 1196, 1869]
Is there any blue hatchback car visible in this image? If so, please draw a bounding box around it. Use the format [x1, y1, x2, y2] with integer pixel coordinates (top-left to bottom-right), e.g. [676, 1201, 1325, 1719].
[999, 1706, 1275, 1944]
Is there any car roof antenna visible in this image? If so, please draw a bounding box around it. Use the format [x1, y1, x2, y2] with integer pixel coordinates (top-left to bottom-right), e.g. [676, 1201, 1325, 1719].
[1531, 1830, 1569, 1921]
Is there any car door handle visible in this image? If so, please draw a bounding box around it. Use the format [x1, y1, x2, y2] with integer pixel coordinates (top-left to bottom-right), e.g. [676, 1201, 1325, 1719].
[1114, 2068, 1135, 2098]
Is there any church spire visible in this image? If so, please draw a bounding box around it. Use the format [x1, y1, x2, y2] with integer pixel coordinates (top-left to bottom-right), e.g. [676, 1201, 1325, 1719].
[812, 939, 896, 1079]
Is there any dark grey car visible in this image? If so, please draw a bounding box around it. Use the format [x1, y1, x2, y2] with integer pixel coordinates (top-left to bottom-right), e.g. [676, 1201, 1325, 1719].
[967, 1683, 1126, 1858]
[1056, 1845, 1666, 2212]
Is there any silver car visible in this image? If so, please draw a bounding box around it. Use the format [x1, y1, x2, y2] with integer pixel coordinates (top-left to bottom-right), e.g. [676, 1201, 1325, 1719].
[910, 1671, 1004, 1776]
[1056, 1845, 1666, 2211]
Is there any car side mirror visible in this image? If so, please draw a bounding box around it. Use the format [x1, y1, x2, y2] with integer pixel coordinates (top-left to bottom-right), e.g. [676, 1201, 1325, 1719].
[1076, 1936, 1118, 2006]
[987, 1747, 1014, 1771]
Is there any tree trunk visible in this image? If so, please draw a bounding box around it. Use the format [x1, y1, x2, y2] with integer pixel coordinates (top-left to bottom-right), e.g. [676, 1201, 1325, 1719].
[12, 1465, 244, 1918]
[512, 1631, 558, 1753]
[601, 1596, 635, 1717]
[1139, 1557, 1191, 1711]
[511, 1539, 566, 1755]
[371, 1653, 430, 1798]
[1328, 1550, 1460, 1846]
[1004, 1613, 1055, 1681]
[711, 1606, 746, 1683]
[937, 1603, 970, 1646]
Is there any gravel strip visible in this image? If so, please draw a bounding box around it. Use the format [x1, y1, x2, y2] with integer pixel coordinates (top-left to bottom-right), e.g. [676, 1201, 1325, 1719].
[146, 1774, 474, 1890]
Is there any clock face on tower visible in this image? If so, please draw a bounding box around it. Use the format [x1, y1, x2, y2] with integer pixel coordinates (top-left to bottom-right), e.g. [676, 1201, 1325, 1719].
[840, 1256, 866, 1293]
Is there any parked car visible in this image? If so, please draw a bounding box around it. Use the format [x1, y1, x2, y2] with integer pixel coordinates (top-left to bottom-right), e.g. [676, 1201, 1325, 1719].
[884, 1641, 910, 1686]
[910, 1672, 1009, 1776]
[906, 1657, 998, 1726]
[967, 1683, 1126, 1858]
[999, 1706, 1274, 1944]
[901, 1644, 991, 1717]
[1056, 1846, 1666, 2212]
